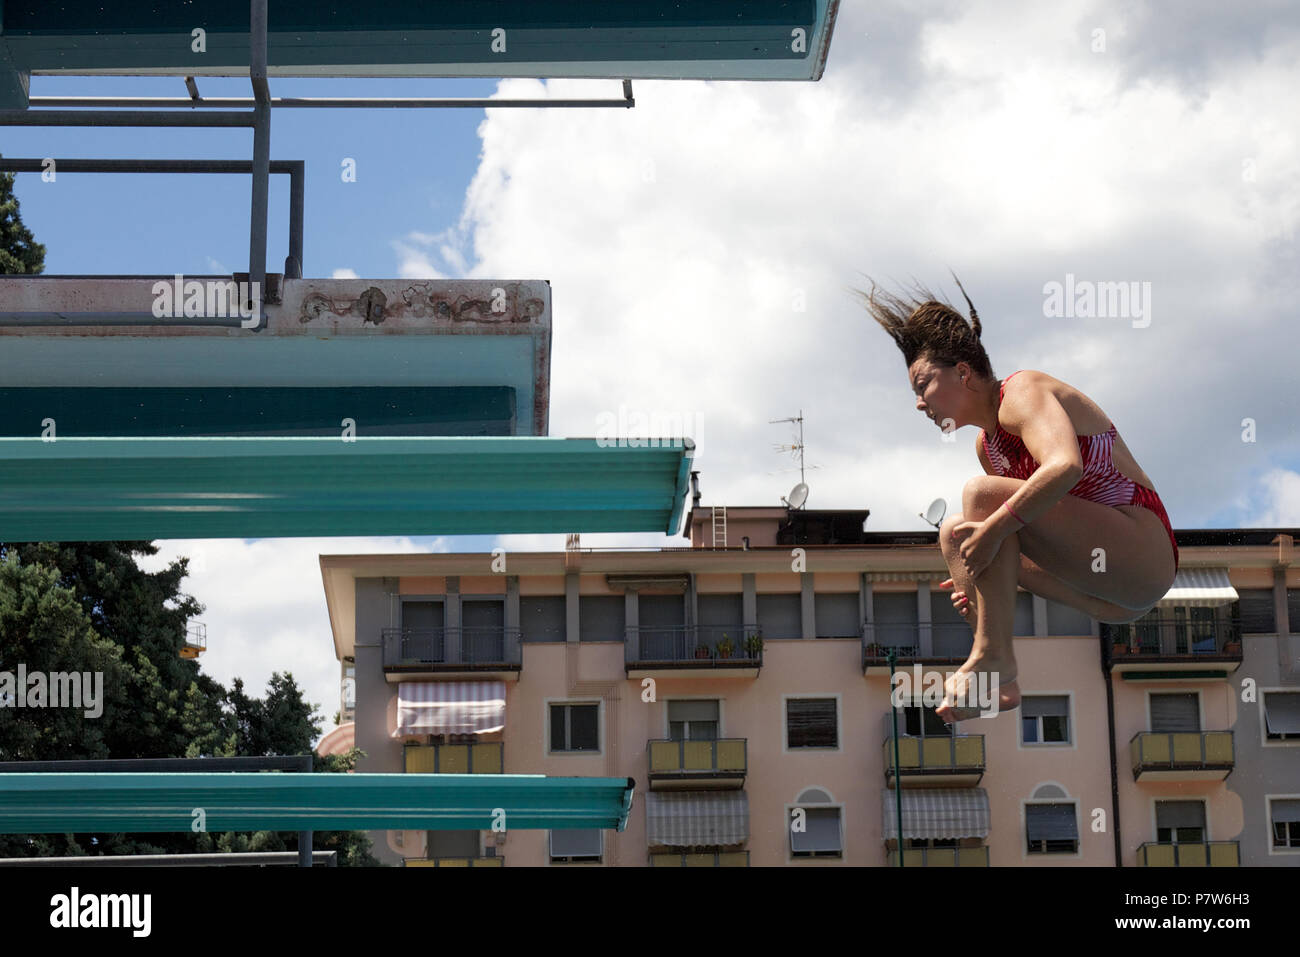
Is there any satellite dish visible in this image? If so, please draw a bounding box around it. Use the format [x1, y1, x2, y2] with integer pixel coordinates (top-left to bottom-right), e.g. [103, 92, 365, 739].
[920, 498, 946, 529]
[783, 482, 809, 509]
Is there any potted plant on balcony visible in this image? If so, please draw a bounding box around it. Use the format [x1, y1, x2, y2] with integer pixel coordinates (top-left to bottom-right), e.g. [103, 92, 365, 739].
[865, 642, 883, 657]
[1222, 637, 1241, 655]
[744, 633, 764, 658]
[716, 635, 735, 659]
[694, 643, 712, 660]
[1111, 638, 1128, 657]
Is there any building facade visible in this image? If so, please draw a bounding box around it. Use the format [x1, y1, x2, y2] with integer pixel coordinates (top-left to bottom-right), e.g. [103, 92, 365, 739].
[319, 500, 1300, 866]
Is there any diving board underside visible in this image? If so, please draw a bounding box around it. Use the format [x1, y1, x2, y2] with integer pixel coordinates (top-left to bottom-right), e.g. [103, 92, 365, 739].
[0, 436, 695, 539]
[0, 773, 637, 833]
[0, 1, 839, 110]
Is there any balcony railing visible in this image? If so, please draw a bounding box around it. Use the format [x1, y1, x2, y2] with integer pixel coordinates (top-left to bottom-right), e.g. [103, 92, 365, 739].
[404, 741, 504, 774]
[1105, 617, 1243, 658]
[181, 620, 206, 659]
[886, 846, 989, 867]
[403, 857, 504, 867]
[1135, 842, 1240, 867]
[647, 737, 746, 788]
[883, 734, 986, 783]
[1130, 731, 1234, 779]
[629, 625, 762, 667]
[862, 622, 973, 670]
[649, 851, 749, 866]
[382, 626, 521, 669]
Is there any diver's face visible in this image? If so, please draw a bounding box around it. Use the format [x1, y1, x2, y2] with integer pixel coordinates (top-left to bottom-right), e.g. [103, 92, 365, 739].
[909, 359, 962, 429]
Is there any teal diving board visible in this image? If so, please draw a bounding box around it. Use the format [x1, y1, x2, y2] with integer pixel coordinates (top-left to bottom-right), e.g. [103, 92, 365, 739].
[0, 772, 637, 833]
[0, 1, 839, 108]
[0, 435, 695, 540]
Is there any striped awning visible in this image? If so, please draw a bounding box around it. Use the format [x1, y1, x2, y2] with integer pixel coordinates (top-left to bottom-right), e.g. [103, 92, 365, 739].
[1155, 568, 1237, 608]
[1265, 693, 1300, 735]
[646, 791, 748, 848]
[881, 788, 989, 841]
[392, 681, 505, 738]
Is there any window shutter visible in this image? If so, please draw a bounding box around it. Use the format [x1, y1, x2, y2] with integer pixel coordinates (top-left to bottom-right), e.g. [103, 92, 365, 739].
[1150, 693, 1199, 732]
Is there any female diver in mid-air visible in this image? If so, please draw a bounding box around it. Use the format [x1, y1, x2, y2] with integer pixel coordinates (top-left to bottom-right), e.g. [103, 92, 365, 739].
[857, 274, 1179, 723]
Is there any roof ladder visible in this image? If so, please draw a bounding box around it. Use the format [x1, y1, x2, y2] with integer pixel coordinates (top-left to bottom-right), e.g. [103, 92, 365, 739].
[711, 506, 727, 549]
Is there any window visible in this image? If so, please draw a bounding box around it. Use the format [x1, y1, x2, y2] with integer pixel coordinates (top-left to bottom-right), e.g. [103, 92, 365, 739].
[550, 829, 601, 862]
[1233, 589, 1275, 634]
[1013, 591, 1035, 637]
[1046, 600, 1092, 637]
[790, 807, 842, 858]
[871, 592, 918, 653]
[1155, 800, 1205, 844]
[1026, 803, 1078, 854]
[522, 596, 566, 642]
[461, 599, 505, 662]
[786, 698, 837, 748]
[756, 593, 801, 638]
[1270, 799, 1300, 848]
[578, 595, 625, 642]
[899, 703, 951, 738]
[1021, 696, 1070, 745]
[814, 593, 859, 638]
[427, 829, 480, 860]
[550, 703, 599, 752]
[668, 699, 719, 741]
[1150, 693, 1199, 732]
[1263, 692, 1300, 741]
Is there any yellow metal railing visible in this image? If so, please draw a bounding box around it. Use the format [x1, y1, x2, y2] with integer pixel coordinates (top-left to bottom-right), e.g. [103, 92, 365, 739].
[647, 738, 746, 776]
[649, 851, 749, 866]
[885, 846, 989, 867]
[1129, 732, 1234, 772]
[884, 735, 985, 774]
[404, 856, 504, 867]
[404, 741, 504, 774]
[1136, 842, 1239, 866]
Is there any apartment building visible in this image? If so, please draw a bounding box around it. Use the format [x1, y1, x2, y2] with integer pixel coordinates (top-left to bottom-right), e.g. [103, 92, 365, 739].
[319, 480, 1300, 866]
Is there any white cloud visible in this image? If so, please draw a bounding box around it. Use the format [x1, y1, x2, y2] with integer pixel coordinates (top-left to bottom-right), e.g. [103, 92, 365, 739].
[331, 267, 359, 279]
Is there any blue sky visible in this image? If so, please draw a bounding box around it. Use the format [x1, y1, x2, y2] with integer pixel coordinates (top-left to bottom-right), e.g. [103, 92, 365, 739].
[4, 1, 1298, 740]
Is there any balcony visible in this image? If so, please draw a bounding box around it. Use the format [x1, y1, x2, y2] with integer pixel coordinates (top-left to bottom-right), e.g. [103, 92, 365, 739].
[862, 622, 973, 675]
[886, 846, 989, 866]
[1130, 731, 1234, 782]
[404, 741, 504, 774]
[647, 738, 746, 790]
[883, 732, 986, 788]
[181, 620, 206, 660]
[382, 626, 522, 680]
[626, 625, 762, 678]
[649, 851, 749, 866]
[1135, 842, 1239, 867]
[1105, 618, 1243, 676]
[403, 857, 504, 867]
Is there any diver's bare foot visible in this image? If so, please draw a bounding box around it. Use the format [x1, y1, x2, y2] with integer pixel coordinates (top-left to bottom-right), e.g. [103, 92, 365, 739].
[936, 657, 1020, 724]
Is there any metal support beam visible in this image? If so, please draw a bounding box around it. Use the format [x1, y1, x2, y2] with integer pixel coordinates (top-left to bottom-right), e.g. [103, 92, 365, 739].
[248, 0, 272, 329]
[0, 109, 256, 127]
[0, 158, 304, 285]
[27, 87, 637, 111]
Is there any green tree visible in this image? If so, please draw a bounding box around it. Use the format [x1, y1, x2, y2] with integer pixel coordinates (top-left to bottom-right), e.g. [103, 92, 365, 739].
[0, 544, 380, 865]
[0, 163, 45, 275]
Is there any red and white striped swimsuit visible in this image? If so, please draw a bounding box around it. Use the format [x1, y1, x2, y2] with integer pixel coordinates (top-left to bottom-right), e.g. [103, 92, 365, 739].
[982, 371, 1179, 571]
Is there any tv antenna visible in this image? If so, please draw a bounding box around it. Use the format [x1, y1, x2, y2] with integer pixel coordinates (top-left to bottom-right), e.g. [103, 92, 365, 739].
[771, 410, 814, 508]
